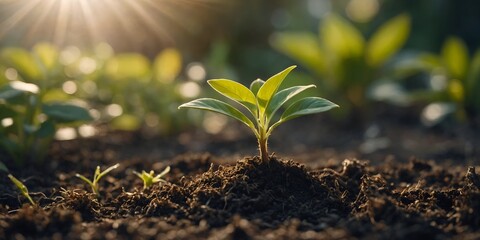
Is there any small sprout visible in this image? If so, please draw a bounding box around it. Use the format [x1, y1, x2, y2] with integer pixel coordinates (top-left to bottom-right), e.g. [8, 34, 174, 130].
[179, 65, 338, 163]
[134, 166, 170, 189]
[75, 163, 120, 196]
[8, 174, 36, 206]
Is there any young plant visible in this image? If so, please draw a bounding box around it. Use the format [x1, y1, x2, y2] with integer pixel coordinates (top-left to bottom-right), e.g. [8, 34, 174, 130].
[8, 174, 36, 206]
[75, 163, 120, 196]
[179, 65, 338, 163]
[133, 166, 170, 189]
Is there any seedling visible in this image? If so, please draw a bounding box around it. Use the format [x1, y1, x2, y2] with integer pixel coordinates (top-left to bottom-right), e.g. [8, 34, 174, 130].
[133, 166, 170, 189]
[179, 65, 338, 163]
[8, 174, 36, 206]
[75, 163, 119, 196]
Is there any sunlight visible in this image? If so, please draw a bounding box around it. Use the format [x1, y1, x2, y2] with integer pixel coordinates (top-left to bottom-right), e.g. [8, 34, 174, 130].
[0, 0, 226, 48]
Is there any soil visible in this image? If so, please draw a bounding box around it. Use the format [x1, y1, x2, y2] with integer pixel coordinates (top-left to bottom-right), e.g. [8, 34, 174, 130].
[1, 115, 480, 240]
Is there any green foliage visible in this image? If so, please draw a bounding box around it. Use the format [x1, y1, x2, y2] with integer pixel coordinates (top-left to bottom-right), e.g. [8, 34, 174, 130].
[179, 66, 338, 162]
[0, 44, 93, 166]
[271, 14, 410, 119]
[404, 37, 480, 124]
[81, 47, 201, 134]
[75, 163, 120, 196]
[134, 166, 170, 189]
[8, 174, 36, 206]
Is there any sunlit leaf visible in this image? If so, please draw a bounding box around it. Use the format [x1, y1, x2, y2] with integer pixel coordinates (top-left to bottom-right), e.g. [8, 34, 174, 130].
[270, 32, 325, 75]
[279, 97, 339, 124]
[105, 54, 151, 81]
[441, 36, 469, 79]
[1, 48, 42, 82]
[366, 14, 410, 67]
[154, 48, 182, 83]
[257, 65, 296, 114]
[42, 103, 92, 123]
[42, 89, 71, 103]
[249, 79, 264, 95]
[110, 114, 141, 131]
[33, 42, 59, 71]
[265, 85, 316, 121]
[321, 14, 365, 58]
[208, 79, 257, 115]
[178, 98, 256, 131]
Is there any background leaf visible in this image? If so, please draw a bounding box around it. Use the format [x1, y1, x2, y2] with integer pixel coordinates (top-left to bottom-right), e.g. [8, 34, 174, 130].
[321, 14, 365, 58]
[154, 48, 182, 83]
[42, 103, 92, 123]
[366, 14, 410, 67]
[441, 36, 469, 79]
[270, 32, 325, 76]
[33, 42, 59, 71]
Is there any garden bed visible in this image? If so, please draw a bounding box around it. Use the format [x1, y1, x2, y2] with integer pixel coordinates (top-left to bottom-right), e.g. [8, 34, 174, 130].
[1, 119, 479, 239]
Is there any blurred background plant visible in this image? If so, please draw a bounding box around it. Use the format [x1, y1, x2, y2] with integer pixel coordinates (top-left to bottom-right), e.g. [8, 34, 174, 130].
[271, 13, 410, 122]
[391, 37, 480, 127]
[0, 43, 92, 167]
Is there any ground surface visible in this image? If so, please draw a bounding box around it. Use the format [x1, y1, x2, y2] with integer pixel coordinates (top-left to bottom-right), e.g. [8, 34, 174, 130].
[1, 115, 479, 239]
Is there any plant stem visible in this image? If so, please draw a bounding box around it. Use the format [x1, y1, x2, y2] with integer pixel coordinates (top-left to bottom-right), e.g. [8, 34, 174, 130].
[258, 131, 269, 163]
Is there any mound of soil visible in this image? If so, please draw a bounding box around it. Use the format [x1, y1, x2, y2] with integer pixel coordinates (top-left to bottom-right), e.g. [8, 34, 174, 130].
[1, 149, 480, 239]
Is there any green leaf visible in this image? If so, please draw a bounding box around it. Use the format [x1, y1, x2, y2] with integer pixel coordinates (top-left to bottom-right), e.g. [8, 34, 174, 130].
[249, 79, 265, 95]
[0, 86, 24, 100]
[33, 42, 59, 71]
[1, 48, 42, 82]
[272, 97, 338, 130]
[441, 36, 469, 79]
[321, 14, 365, 58]
[154, 48, 182, 83]
[257, 65, 296, 114]
[265, 85, 316, 122]
[366, 14, 410, 67]
[8, 174, 36, 205]
[270, 32, 325, 75]
[111, 114, 141, 131]
[42, 103, 92, 123]
[36, 120, 55, 138]
[105, 54, 151, 81]
[208, 79, 257, 116]
[96, 163, 120, 183]
[178, 98, 256, 132]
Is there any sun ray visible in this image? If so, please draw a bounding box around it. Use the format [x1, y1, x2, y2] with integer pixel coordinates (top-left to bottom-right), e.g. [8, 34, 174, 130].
[124, 0, 173, 44]
[53, 0, 71, 45]
[0, 0, 41, 40]
[78, 0, 101, 44]
[24, 0, 57, 42]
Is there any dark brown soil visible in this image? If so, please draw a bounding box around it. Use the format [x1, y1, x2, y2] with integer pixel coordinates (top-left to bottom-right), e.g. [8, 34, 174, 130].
[1, 119, 480, 239]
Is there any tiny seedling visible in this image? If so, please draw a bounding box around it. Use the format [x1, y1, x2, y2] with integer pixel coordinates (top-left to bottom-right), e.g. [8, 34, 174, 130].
[179, 65, 338, 163]
[133, 166, 170, 189]
[75, 163, 120, 196]
[8, 174, 36, 206]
